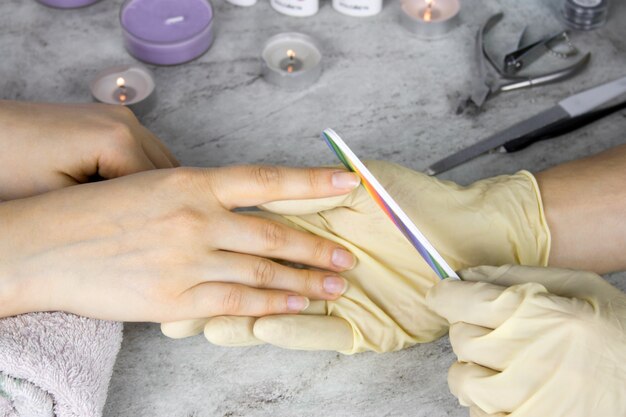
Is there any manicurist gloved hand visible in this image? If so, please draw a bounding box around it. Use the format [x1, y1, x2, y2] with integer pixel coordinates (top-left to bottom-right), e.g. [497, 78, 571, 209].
[162, 161, 551, 353]
[0, 100, 178, 200]
[427, 265, 626, 417]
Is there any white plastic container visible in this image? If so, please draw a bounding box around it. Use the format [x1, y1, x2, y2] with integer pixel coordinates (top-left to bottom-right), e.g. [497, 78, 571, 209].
[332, 0, 382, 16]
[270, 0, 319, 17]
[225, 0, 257, 6]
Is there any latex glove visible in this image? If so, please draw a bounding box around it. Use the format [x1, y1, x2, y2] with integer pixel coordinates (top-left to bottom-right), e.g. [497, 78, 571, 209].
[427, 265, 626, 417]
[162, 161, 551, 353]
[0, 100, 179, 200]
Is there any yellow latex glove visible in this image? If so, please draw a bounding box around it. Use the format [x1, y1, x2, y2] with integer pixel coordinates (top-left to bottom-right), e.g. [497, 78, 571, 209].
[162, 161, 550, 353]
[427, 265, 626, 417]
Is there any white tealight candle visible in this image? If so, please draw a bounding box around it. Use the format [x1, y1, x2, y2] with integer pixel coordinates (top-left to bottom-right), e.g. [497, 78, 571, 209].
[89, 65, 156, 115]
[400, 0, 461, 39]
[261, 33, 322, 90]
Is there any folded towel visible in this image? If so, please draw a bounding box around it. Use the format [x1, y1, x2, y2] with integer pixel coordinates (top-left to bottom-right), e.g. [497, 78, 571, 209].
[0, 312, 122, 417]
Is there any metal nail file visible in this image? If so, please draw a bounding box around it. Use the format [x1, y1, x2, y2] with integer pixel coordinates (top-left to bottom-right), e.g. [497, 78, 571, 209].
[427, 75, 626, 176]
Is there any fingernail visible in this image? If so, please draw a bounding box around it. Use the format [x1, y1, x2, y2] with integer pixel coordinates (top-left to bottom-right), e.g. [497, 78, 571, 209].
[332, 171, 360, 190]
[287, 296, 310, 312]
[323, 276, 348, 295]
[332, 248, 356, 270]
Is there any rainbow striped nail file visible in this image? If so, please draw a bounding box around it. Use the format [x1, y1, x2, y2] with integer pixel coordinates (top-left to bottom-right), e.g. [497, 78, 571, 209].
[322, 128, 459, 280]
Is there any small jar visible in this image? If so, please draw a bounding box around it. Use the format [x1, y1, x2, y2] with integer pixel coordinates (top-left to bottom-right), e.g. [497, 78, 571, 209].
[332, 0, 383, 17]
[270, 0, 319, 17]
[561, 0, 610, 31]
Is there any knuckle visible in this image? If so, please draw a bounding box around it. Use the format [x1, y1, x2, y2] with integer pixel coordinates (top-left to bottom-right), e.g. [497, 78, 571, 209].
[171, 206, 205, 228]
[165, 167, 197, 188]
[222, 287, 244, 314]
[108, 102, 136, 119]
[251, 166, 283, 190]
[106, 121, 136, 149]
[306, 168, 322, 191]
[312, 240, 331, 263]
[303, 270, 318, 294]
[264, 294, 284, 315]
[261, 222, 288, 251]
[253, 259, 276, 288]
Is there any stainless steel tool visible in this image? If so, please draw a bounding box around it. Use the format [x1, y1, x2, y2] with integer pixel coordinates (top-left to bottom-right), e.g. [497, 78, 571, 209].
[456, 13, 590, 113]
[428, 75, 626, 176]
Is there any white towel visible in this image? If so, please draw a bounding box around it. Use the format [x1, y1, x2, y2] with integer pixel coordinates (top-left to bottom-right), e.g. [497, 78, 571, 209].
[0, 312, 122, 417]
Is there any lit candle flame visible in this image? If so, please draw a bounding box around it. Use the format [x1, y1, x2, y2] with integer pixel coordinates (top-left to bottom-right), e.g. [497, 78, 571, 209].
[423, 0, 433, 21]
[287, 49, 296, 60]
[116, 77, 126, 88]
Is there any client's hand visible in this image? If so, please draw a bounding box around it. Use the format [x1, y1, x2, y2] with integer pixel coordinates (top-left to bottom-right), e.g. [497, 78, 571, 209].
[163, 161, 550, 353]
[0, 166, 359, 321]
[0, 100, 178, 200]
[427, 265, 626, 417]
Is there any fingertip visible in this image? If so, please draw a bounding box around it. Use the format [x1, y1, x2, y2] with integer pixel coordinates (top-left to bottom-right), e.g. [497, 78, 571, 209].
[160, 319, 207, 339]
[331, 248, 357, 271]
[331, 171, 360, 191]
[322, 276, 349, 298]
[286, 295, 310, 312]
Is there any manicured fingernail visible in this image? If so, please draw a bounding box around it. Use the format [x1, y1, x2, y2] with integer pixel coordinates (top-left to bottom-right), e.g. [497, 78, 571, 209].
[332, 171, 360, 190]
[287, 296, 310, 312]
[323, 276, 348, 295]
[332, 248, 356, 270]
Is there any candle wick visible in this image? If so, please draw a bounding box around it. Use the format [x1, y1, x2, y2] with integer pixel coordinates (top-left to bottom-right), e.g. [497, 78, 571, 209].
[423, 0, 433, 21]
[165, 16, 185, 25]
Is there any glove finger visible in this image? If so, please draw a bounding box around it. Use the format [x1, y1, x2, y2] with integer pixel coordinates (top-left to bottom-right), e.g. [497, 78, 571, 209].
[469, 406, 507, 417]
[161, 318, 209, 339]
[253, 315, 354, 353]
[204, 316, 264, 347]
[449, 322, 511, 372]
[260, 192, 355, 216]
[200, 300, 328, 347]
[426, 278, 540, 329]
[461, 264, 623, 303]
[448, 362, 522, 414]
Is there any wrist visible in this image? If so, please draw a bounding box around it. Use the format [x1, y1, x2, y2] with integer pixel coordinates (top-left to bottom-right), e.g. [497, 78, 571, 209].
[450, 171, 551, 267]
[0, 200, 43, 317]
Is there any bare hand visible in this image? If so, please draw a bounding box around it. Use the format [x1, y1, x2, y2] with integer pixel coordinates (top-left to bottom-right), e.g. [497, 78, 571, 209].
[0, 165, 359, 322]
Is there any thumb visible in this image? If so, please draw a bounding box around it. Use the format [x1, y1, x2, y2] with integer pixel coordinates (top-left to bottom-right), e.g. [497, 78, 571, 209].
[260, 192, 356, 216]
[253, 315, 354, 353]
[460, 265, 622, 302]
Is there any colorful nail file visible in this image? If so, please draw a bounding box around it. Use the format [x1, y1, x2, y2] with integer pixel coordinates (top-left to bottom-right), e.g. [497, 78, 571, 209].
[322, 128, 459, 280]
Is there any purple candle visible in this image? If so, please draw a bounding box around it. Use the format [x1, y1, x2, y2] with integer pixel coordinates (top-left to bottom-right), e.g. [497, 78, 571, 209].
[37, 0, 100, 8]
[120, 0, 214, 66]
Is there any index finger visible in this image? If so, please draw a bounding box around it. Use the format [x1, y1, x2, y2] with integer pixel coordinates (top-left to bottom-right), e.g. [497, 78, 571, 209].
[207, 166, 360, 209]
[426, 279, 546, 329]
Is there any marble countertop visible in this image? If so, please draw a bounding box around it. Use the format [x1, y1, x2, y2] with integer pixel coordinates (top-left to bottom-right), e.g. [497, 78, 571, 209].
[2, 0, 625, 416]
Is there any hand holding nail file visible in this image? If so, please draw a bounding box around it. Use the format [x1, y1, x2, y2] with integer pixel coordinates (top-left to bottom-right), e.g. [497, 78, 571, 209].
[322, 128, 459, 280]
[164, 159, 550, 352]
[428, 74, 626, 175]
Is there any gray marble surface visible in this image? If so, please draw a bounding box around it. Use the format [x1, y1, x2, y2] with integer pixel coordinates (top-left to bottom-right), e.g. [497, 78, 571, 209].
[2, 0, 626, 416]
